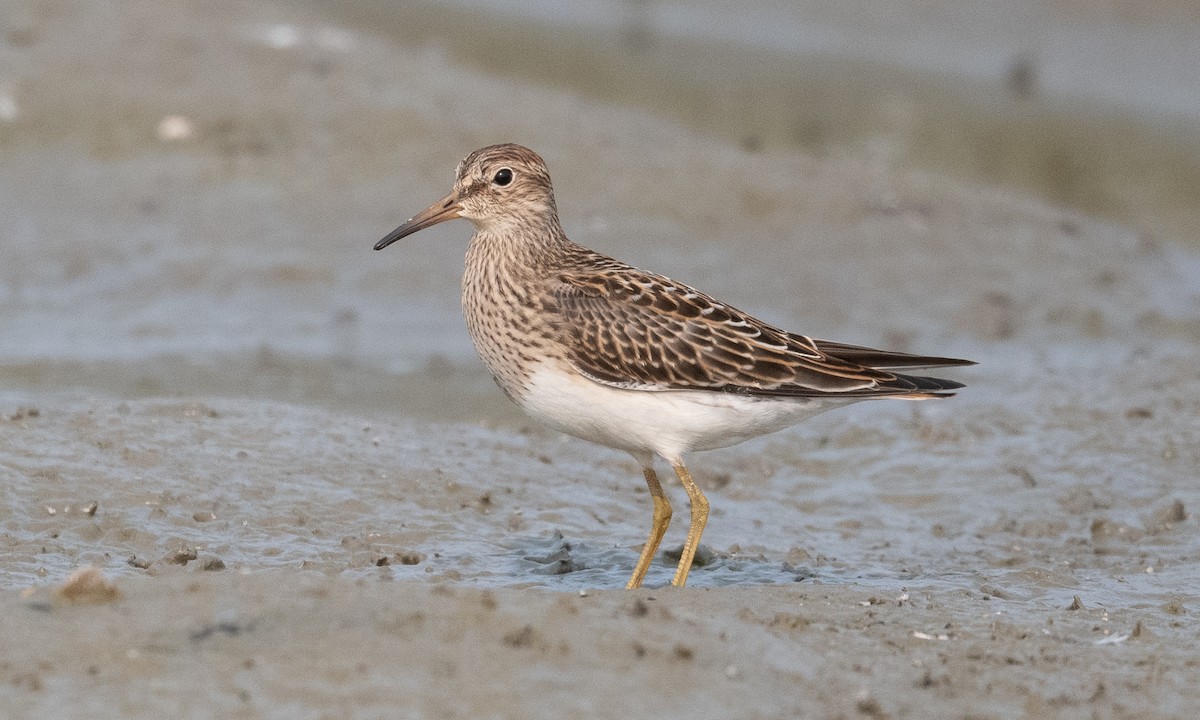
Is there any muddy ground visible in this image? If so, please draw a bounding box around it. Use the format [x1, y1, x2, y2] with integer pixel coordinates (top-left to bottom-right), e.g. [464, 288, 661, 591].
[1, 0, 1199, 718]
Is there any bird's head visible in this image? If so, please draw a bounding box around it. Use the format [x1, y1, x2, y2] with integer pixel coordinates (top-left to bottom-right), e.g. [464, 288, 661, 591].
[374, 144, 558, 251]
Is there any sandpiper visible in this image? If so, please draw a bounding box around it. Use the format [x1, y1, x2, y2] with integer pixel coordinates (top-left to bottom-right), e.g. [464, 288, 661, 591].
[374, 144, 973, 588]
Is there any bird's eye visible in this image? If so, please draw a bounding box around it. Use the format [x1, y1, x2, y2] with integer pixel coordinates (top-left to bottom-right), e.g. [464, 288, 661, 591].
[492, 168, 513, 186]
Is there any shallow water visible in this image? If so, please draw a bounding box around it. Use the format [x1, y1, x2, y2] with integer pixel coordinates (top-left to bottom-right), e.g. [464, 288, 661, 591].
[3, 3, 1200, 715]
[3, 358, 1197, 612]
[327, 0, 1200, 245]
[0, 0, 1195, 633]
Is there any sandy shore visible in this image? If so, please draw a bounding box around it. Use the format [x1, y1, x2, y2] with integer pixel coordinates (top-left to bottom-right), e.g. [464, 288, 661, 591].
[2, 0, 1200, 717]
[5, 570, 1190, 719]
[3, 384, 1198, 717]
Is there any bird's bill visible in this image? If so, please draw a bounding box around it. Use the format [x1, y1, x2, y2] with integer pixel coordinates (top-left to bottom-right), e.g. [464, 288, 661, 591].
[374, 191, 462, 251]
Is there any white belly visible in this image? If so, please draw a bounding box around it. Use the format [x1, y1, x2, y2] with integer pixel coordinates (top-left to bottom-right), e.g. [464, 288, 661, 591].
[517, 362, 851, 464]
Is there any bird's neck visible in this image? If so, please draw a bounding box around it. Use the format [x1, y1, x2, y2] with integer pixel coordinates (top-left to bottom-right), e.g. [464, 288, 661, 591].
[466, 215, 571, 273]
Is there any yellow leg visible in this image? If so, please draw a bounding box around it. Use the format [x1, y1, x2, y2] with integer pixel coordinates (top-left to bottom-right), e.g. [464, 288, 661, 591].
[626, 467, 672, 589]
[670, 463, 709, 587]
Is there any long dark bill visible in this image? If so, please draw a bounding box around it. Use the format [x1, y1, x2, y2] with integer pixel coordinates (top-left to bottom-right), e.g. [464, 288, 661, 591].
[374, 191, 462, 251]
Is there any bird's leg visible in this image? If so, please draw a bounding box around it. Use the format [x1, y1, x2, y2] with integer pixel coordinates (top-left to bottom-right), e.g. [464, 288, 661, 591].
[626, 467, 672, 589]
[670, 463, 709, 587]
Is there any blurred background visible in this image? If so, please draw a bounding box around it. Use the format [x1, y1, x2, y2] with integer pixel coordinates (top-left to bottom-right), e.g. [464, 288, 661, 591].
[3, 0, 1200, 650]
[326, 0, 1200, 238]
[1, 0, 1198, 422]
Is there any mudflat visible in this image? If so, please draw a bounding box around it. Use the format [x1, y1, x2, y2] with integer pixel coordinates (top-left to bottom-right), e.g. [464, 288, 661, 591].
[2, 0, 1198, 717]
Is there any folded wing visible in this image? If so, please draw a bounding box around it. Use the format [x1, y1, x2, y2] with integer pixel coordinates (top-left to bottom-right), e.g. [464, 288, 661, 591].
[550, 264, 971, 399]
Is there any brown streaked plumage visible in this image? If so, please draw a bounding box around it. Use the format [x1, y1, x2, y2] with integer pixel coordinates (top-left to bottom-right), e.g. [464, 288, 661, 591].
[374, 143, 974, 589]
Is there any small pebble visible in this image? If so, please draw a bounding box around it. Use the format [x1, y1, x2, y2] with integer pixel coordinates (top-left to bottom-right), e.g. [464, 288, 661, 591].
[167, 548, 199, 565]
[55, 567, 120, 605]
[156, 115, 194, 141]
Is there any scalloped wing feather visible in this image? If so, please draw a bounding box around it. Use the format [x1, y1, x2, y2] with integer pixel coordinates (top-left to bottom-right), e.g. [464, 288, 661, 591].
[550, 264, 960, 399]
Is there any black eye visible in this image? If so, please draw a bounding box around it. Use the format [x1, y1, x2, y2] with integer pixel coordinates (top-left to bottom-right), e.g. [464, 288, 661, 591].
[493, 168, 513, 186]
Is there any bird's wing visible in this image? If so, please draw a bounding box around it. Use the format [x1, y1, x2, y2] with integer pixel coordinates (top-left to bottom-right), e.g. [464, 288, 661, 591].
[550, 267, 958, 398]
[806, 338, 976, 370]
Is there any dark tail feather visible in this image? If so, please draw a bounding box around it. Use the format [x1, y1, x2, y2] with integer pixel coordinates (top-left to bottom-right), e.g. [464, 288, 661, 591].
[881, 371, 966, 397]
[810, 338, 976, 370]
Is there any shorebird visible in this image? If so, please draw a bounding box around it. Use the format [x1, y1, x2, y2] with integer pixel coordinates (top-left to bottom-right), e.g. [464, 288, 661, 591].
[374, 144, 973, 589]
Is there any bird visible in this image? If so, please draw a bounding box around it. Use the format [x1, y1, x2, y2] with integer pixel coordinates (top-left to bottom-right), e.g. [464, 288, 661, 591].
[374, 144, 973, 589]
